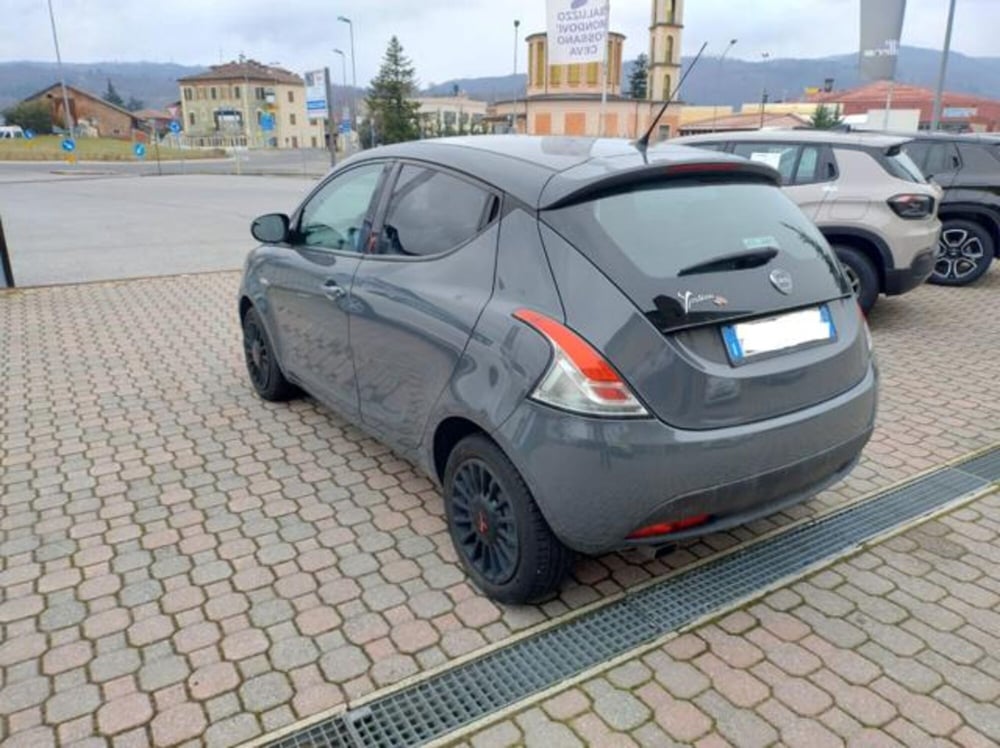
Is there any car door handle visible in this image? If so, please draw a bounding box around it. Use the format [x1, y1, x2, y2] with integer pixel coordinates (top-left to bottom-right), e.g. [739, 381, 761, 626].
[321, 280, 346, 300]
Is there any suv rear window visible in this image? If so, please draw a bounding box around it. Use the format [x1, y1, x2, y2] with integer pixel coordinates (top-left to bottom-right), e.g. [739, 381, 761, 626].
[881, 147, 927, 182]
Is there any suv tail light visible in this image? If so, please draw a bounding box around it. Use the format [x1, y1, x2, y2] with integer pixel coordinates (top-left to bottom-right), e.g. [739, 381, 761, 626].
[513, 309, 649, 417]
[888, 194, 935, 219]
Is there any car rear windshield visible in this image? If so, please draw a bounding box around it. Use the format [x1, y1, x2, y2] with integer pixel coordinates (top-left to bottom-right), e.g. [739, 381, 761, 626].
[879, 147, 926, 182]
[543, 179, 837, 281]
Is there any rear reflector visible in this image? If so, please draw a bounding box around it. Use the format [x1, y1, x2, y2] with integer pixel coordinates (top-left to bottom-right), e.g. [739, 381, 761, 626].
[627, 513, 711, 540]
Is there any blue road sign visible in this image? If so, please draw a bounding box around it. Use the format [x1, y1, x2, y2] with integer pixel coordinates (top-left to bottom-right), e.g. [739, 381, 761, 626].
[23, 128, 35, 140]
[169, 120, 181, 134]
[134, 143, 146, 158]
[260, 113, 275, 132]
[339, 119, 351, 134]
[61, 138, 76, 152]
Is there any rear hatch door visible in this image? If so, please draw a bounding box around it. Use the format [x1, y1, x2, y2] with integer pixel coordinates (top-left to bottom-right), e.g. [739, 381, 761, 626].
[540, 165, 868, 429]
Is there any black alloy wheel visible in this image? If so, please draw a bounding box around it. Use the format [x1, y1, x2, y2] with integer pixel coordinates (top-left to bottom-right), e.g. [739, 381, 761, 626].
[450, 459, 519, 586]
[242, 307, 298, 401]
[444, 434, 573, 604]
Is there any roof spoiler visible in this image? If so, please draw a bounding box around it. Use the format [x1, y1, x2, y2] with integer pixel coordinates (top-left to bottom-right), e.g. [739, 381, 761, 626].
[539, 160, 782, 210]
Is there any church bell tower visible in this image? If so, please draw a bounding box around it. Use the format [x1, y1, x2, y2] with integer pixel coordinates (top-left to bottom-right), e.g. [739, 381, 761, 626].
[649, 0, 684, 101]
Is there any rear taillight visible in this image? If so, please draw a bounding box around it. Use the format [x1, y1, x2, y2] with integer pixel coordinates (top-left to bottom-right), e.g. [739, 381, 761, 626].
[627, 513, 711, 540]
[888, 194, 934, 219]
[513, 309, 648, 417]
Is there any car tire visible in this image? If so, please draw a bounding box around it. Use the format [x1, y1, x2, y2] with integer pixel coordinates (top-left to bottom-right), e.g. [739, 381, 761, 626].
[834, 246, 879, 314]
[242, 306, 298, 401]
[930, 219, 994, 286]
[443, 434, 574, 604]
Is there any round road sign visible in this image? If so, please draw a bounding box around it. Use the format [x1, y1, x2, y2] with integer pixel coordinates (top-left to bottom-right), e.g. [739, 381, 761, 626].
[134, 143, 146, 158]
[61, 138, 76, 152]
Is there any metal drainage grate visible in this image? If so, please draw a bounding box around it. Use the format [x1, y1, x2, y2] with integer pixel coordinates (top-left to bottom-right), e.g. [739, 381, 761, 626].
[268, 448, 998, 748]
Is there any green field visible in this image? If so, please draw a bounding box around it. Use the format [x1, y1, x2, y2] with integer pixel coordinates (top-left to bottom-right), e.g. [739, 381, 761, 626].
[0, 135, 226, 161]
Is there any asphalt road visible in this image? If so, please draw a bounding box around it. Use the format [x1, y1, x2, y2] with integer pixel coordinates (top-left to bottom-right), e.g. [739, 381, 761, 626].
[0, 170, 317, 286]
[0, 147, 337, 180]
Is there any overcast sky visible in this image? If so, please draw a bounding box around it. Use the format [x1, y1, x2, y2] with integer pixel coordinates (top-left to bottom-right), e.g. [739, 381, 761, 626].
[4, 0, 998, 85]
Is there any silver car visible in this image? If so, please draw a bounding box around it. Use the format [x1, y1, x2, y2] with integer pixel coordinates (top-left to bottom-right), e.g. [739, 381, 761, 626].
[239, 136, 877, 603]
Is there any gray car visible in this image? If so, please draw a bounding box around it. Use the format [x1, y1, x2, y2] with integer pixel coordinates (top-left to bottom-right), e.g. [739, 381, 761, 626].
[239, 136, 877, 604]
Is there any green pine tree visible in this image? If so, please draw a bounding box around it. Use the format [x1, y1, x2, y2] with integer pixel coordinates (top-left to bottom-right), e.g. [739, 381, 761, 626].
[810, 103, 844, 130]
[103, 79, 125, 108]
[365, 36, 421, 145]
[629, 53, 649, 100]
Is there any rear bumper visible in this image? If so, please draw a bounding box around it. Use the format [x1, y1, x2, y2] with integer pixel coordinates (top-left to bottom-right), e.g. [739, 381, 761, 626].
[493, 364, 877, 555]
[884, 248, 935, 296]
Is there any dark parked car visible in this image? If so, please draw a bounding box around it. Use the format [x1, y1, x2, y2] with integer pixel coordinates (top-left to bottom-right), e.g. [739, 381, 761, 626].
[238, 136, 877, 603]
[902, 132, 1000, 285]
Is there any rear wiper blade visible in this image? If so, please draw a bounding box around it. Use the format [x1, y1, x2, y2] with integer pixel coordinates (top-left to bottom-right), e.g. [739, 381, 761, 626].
[677, 247, 778, 276]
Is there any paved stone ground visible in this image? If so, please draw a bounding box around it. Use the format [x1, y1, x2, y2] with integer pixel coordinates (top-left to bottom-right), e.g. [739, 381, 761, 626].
[457, 491, 1000, 748]
[1, 267, 999, 747]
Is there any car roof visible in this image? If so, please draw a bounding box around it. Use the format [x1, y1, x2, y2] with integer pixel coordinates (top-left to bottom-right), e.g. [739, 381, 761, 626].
[889, 130, 1000, 145]
[342, 135, 780, 209]
[673, 129, 912, 148]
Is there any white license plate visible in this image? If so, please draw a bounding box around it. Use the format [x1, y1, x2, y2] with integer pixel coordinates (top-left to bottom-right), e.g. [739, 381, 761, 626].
[721, 306, 836, 364]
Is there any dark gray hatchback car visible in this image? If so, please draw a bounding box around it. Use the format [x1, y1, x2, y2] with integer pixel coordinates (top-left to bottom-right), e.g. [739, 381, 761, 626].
[239, 136, 878, 603]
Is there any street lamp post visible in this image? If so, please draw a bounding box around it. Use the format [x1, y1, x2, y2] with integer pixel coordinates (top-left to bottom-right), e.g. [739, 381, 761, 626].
[512, 19, 521, 134]
[931, 0, 958, 130]
[337, 16, 358, 133]
[759, 51, 771, 129]
[45, 0, 74, 137]
[711, 38, 738, 132]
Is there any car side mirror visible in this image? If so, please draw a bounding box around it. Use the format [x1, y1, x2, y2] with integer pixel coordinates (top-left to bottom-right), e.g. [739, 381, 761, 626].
[251, 213, 290, 244]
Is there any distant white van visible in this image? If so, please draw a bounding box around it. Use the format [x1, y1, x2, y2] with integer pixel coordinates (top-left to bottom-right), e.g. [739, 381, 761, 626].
[0, 125, 25, 139]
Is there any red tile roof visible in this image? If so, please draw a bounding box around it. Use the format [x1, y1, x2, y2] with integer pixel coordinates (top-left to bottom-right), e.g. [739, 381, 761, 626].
[178, 60, 303, 86]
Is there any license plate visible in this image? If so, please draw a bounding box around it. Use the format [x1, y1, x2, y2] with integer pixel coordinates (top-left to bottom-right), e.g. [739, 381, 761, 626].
[721, 306, 836, 364]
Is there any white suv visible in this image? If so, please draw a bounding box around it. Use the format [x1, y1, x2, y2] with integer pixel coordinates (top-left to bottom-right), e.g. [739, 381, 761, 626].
[673, 130, 942, 312]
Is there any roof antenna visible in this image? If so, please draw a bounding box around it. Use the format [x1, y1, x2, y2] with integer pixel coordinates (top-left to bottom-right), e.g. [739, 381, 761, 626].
[636, 41, 708, 154]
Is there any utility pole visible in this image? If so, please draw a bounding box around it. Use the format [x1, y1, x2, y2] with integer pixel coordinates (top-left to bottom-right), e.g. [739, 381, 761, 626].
[931, 0, 958, 131]
[333, 50, 348, 154]
[759, 51, 770, 129]
[46, 0, 74, 138]
[512, 19, 520, 134]
[325, 66, 337, 166]
[711, 39, 738, 132]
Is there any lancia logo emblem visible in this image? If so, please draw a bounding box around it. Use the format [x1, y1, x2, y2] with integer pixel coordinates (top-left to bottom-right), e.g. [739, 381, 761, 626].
[769, 269, 794, 295]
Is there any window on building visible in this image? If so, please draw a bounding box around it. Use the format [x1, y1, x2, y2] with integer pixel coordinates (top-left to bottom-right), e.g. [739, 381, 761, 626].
[534, 43, 545, 87]
[586, 62, 599, 86]
[663, 75, 672, 99]
[290, 113, 297, 125]
[664, 0, 675, 24]
[183, 87, 193, 101]
[287, 90, 294, 103]
[666, 36, 674, 64]
[234, 86, 240, 99]
[188, 112, 195, 126]
[568, 64, 580, 86]
[255, 87, 266, 100]
[210, 87, 217, 100]
[550, 65, 562, 85]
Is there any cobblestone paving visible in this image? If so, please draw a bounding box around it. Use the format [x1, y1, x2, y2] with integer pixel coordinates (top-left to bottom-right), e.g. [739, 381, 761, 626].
[457, 490, 1000, 747]
[1, 267, 999, 747]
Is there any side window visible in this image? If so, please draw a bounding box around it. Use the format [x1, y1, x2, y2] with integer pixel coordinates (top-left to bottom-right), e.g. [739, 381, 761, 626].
[904, 142, 930, 172]
[298, 163, 386, 252]
[793, 146, 821, 183]
[732, 143, 798, 184]
[925, 143, 959, 176]
[377, 166, 492, 257]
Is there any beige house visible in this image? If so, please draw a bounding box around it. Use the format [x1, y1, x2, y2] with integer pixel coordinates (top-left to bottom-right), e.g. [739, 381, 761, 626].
[415, 96, 488, 137]
[178, 60, 325, 149]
